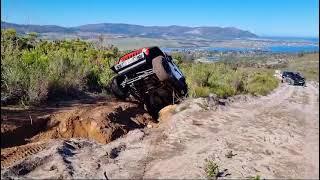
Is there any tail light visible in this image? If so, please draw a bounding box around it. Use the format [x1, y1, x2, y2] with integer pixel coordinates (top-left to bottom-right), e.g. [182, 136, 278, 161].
[118, 48, 149, 64]
[143, 48, 149, 55]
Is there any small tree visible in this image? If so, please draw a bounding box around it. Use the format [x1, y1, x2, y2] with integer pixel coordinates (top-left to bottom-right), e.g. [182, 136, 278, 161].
[98, 34, 104, 49]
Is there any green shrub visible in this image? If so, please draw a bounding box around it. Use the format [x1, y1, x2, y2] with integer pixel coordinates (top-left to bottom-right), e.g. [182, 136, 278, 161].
[210, 83, 236, 98]
[193, 86, 211, 97]
[1, 29, 119, 104]
[204, 158, 220, 179]
[246, 72, 278, 96]
[180, 62, 278, 98]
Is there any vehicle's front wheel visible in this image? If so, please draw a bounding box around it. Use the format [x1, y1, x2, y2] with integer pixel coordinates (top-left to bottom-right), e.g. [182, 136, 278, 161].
[288, 78, 294, 85]
[110, 76, 129, 100]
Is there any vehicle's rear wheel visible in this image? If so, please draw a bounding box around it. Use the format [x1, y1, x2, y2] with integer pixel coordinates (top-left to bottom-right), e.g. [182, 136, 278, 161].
[110, 76, 128, 100]
[152, 56, 169, 81]
[144, 93, 166, 118]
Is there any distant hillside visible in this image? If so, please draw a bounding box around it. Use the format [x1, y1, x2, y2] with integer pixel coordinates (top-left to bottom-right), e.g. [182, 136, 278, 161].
[1, 21, 258, 39]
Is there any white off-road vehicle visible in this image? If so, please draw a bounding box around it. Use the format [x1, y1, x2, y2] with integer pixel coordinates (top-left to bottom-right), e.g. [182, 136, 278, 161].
[109, 46, 188, 117]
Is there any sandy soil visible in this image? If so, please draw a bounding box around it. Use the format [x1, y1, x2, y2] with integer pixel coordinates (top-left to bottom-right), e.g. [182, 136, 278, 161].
[1, 82, 319, 179]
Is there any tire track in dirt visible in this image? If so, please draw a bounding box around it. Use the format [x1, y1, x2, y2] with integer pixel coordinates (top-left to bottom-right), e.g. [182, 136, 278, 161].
[142, 83, 319, 179]
[1, 142, 47, 169]
[299, 82, 319, 177]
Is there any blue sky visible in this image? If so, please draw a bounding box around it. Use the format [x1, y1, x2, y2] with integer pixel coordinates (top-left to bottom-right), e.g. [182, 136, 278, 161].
[1, 0, 319, 37]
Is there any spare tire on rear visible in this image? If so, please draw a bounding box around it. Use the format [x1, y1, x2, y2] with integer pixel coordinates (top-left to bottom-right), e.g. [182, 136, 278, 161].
[152, 56, 169, 81]
[110, 76, 128, 100]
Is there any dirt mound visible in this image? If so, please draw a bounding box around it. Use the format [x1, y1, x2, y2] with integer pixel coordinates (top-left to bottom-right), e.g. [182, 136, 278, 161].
[1, 100, 154, 168]
[30, 102, 153, 144]
[158, 105, 177, 122]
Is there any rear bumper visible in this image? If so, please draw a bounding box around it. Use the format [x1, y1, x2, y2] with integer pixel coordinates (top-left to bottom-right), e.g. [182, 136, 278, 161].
[112, 60, 147, 75]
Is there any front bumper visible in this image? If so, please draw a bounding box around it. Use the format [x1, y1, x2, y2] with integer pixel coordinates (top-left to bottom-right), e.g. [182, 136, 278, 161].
[293, 81, 305, 86]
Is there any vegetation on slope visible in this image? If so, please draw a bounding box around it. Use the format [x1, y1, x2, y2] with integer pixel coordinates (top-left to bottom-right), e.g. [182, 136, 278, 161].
[179, 62, 278, 98]
[219, 52, 319, 82]
[1, 28, 279, 105]
[1, 29, 120, 104]
[283, 53, 319, 81]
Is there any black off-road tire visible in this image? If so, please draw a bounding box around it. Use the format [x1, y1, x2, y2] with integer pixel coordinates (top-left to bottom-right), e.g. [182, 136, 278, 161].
[110, 76, 128, 100]
[152, 56, 169, 81]
[144, 94, 166, 118]
[288, 78, 294, 85]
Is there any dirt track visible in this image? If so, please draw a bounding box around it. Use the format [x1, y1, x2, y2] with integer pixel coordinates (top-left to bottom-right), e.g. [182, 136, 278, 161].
[1, 82, 319, 179]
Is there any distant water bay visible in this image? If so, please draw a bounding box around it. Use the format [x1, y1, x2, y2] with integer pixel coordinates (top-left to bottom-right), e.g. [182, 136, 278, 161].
[162, 44, 319, 54]
[266, 45, 319, 53]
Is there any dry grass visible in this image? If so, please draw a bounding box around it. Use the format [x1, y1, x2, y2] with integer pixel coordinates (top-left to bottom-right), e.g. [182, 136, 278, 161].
[284, 53, 319, 81]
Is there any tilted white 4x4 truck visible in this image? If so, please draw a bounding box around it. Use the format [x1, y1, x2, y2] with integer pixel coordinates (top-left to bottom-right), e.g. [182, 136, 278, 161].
[109, 46, 188, 117]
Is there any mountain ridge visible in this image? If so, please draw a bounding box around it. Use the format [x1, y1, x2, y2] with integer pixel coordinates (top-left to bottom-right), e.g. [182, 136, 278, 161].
[1, 21, 258, 39]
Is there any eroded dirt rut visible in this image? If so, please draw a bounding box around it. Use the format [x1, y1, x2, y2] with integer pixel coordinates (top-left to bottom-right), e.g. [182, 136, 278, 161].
[1, 99, 153, 169]
[1, 82, 319, 179]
